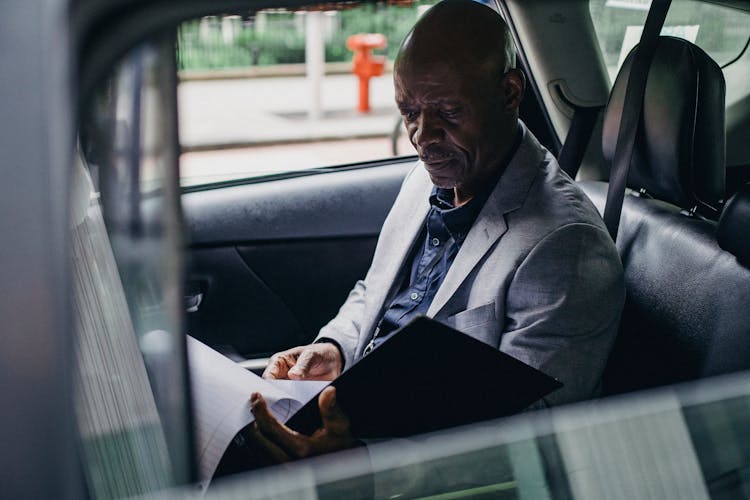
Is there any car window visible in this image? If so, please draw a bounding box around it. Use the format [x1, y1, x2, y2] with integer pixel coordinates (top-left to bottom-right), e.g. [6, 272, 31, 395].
[176, 4, 439, 188]
[589, 0, 750, 171]
[146, 372, 750, 499]
[65, 2, 750, 498]
[590, 0, 750, 82]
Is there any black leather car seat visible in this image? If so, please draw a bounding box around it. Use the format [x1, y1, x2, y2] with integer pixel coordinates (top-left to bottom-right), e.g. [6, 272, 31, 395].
[579, 37, 750, 395]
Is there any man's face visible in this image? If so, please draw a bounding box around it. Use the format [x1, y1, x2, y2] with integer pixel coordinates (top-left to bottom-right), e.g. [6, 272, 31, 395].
[394, 60, 510, 196]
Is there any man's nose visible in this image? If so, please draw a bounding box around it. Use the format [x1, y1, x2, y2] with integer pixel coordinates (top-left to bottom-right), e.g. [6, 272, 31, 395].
[413, 112, 444, 149]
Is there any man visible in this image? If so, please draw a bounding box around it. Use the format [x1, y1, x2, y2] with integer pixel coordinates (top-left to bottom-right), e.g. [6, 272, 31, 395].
[248, 0, 624, 462]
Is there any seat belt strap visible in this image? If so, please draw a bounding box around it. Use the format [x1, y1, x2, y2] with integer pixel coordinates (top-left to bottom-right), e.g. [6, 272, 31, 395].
[602, 0, 671, 241]
[558, 104, 604, 178]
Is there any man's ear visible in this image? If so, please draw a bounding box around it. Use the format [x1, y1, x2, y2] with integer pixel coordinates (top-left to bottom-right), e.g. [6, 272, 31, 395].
[501, 68, 525, 110]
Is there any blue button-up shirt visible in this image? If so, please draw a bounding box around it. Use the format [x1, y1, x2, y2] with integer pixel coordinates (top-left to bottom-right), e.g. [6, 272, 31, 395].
[366, 186, 490, 353]
[357, 124, 522, 357]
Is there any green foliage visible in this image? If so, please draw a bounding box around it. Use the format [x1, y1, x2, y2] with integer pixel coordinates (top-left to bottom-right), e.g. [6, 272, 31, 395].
[177, 3, 433, 71]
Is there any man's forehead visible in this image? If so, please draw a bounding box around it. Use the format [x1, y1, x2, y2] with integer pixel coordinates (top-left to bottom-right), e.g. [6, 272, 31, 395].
[395, 60, 476, 95]
[395, 36, 506, 92]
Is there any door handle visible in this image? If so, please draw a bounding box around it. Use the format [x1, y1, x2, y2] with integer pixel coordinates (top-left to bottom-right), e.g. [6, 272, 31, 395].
[185, 280, 208, 313]
[185, 292, 203, 313]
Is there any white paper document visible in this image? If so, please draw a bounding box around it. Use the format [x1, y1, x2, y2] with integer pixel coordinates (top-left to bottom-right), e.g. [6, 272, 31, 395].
[186, 337, 328, 489]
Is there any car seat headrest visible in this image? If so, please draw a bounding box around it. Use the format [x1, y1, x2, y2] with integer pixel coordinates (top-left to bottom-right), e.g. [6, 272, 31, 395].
[602, 36, 725, 214]
[718, 182, 750, 267]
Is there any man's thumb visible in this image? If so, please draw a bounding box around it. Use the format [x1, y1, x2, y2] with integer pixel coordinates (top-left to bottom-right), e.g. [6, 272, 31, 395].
[288, 350, 314, 379]
[319, 387, 348, 428]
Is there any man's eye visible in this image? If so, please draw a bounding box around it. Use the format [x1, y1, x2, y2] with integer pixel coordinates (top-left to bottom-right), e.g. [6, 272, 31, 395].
[401, 110, 419, 122]
[440, 109, 461, 119]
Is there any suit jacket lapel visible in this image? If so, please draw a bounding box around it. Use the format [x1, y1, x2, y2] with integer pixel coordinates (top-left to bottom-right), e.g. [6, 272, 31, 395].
[358, 167, 432, 344]
[427, 125, 545, 316]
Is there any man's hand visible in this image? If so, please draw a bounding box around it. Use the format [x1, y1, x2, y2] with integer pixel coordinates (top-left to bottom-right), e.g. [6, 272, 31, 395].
[262, 343, 342, 380]
[247, 387, 359, 461]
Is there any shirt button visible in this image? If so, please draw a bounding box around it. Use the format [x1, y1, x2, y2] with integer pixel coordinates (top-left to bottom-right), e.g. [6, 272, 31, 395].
[410, 292, 419, 300]
[432, 237, 440, 246]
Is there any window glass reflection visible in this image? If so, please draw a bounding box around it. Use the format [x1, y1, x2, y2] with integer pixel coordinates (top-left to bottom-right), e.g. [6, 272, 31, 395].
[74, 35, 192, 497]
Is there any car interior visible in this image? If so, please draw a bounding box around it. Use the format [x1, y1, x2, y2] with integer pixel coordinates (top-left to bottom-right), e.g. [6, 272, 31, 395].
[43, 0, 750, 498]
[181, 0, 750, 389]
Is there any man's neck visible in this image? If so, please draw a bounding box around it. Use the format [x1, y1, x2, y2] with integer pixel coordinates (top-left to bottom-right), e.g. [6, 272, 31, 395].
[453, 189, 475, 207]
[452, 120, 522, 208]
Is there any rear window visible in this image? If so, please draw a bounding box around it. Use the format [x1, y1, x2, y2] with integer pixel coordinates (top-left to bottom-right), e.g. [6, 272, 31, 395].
[590, 0, 750, 82]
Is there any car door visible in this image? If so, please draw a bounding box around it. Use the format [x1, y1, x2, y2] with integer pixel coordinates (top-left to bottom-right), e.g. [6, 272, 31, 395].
[181, 160, 411, 359]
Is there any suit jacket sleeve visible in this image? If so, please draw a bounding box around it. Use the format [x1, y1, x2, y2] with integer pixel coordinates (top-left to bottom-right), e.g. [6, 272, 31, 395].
[315, 163, 425, 369]
[315, 279, 367, 370]
[500, 222, 625, 406]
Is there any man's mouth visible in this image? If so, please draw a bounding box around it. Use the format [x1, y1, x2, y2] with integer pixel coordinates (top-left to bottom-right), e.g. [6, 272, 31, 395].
[423, 159, 454, 170]
[421, 149, 456, 167]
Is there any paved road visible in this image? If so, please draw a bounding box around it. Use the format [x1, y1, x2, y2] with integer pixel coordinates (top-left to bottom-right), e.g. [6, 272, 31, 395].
[177, 73, 412, 185]
[178, 73, 399, 150]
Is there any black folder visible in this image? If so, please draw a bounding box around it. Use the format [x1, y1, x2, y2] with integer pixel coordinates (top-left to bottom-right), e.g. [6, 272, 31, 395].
[286, 316, 562, 438]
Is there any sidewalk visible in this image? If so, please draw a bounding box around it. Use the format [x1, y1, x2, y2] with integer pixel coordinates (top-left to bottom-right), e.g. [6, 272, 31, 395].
[178, 72, 399, 151]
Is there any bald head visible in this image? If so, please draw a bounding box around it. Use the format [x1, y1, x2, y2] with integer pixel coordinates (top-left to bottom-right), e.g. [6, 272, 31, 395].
[392, 0, 525, 202]
[396, 0, 516, 83]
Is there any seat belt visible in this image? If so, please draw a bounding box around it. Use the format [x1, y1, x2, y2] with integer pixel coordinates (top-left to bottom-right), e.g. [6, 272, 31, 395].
[558, 104, 604, 179]
[602, 0, 671, 241]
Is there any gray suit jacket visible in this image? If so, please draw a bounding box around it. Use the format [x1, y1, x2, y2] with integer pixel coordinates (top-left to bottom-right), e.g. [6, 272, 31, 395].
[317, 123, 624, 406]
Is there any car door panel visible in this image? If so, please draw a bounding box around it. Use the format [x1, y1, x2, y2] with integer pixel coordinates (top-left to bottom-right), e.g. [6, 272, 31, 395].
[181, 160, 413, 357]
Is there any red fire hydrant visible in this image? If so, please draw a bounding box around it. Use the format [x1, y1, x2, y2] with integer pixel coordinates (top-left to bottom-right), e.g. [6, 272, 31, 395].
[346, 33, 387, 113]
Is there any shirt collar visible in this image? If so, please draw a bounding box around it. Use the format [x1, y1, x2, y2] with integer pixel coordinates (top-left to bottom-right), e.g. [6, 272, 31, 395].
[427, 121, 523, 236]
[428, 188, 485, 241]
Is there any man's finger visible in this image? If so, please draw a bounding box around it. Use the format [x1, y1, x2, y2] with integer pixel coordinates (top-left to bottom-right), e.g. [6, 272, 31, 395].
[287, 350, 315, 380]
[245, 423, 291, 464]
[262, 346, 305, 380]
[251, 392, 311, 458]
[262, 357, 283, 379]
[263, 353, 296, 380]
